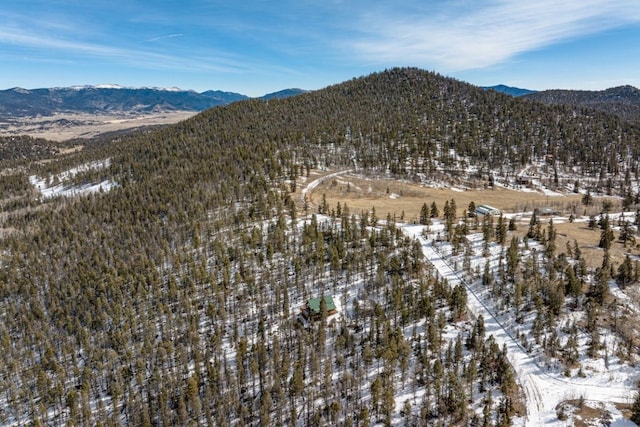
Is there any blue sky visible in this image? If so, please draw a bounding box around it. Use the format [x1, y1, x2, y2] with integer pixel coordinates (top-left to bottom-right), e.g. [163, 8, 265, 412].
[1, 0, 639, 96]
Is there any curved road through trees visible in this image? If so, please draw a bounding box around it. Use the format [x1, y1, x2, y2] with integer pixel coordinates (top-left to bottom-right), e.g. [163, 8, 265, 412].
[402, 225, 633, 426]
[302, 173, 634, 426]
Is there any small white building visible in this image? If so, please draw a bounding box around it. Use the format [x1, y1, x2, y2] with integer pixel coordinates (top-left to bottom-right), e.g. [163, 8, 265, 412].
[476, 204, 501, 216]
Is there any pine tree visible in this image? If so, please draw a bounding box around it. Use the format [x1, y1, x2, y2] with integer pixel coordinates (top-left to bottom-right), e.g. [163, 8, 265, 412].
[495, 214, 507, 245]
[506, 237, 519, 282]
[619, 221, 635, 247]
[467, 201, 476, 218]
[430, 201, 439, 218]
[420, 202, 430, 225]
[450, 284, 468, 320]
[527, 211, 540, 240]
[443, 199, 457, 240]
[617, 255, 634, 288]
[598, 214, 614, 249]
[545, 218, 556, 257]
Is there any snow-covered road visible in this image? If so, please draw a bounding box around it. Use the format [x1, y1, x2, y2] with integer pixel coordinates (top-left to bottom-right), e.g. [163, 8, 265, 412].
[402, 224, 634, 426]
[301, 173, 635, 425]
[300, 169, 353, 204]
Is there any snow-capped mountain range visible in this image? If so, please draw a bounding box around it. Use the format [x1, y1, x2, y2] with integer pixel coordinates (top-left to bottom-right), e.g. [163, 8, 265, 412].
[0, 85, 307, 118]
[63, 84, 186, 92]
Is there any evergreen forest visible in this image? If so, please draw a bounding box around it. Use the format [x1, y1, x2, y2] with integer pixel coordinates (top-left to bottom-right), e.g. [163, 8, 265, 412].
[1, 68, 640, 425]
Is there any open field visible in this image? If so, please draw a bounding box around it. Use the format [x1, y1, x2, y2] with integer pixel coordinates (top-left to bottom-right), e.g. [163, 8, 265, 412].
[303, 171, 584, 221]
[300, 170, 638, 270]
[529, 219, 639, 270]
[0, 111, 198, 141]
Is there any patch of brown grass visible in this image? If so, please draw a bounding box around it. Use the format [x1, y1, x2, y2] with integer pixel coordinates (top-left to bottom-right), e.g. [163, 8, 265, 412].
[298, 171, 639, 270]
[557, 399, 631, 426]
[538, 220, 640, 270]
[302, 172, 583, 222]
[616, 402, 634, 420]
[0, 111, 198, 141]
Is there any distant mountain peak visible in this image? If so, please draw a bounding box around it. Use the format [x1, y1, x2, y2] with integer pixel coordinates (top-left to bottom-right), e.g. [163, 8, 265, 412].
[603, 85, 640, 97]
[524, 85, 640, 123]
[0, 84, 309, 118]
[482, 85, 536, 97]
[261, 88, 308, 100]
[94, 84, 126, 90]
[63, 84, 188, 92]
[0, 85, 247, 118]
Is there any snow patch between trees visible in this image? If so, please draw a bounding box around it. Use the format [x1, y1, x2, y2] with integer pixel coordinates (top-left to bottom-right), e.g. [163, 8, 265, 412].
[29, 159, 116, 199]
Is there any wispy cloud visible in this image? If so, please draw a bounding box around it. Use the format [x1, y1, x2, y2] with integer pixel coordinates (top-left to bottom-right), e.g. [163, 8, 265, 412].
[144, 33, 184, 43]
[347, 0, 640, 71]
[0, 27, 128, 57]
[0, 26, 247, 73]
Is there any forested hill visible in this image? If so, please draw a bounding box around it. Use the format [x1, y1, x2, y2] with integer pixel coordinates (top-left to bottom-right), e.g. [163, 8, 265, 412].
[1, 67, 640, 426]
[524, 85, 640, 124]
[173, 66, 637, 185]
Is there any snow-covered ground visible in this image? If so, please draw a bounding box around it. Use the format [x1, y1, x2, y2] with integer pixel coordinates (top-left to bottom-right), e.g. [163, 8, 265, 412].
[302, 171, 638, 426]
[300, 169, 352, 203]
[402, 223, 636, 426]
[29, 159, 116, 199]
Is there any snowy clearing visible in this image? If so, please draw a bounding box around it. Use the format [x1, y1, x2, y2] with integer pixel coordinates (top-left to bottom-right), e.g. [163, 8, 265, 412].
[29, 159, 116, 199]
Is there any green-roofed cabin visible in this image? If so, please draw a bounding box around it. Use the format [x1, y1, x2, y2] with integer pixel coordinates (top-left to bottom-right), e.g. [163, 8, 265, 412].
[301, 295, 337, 320]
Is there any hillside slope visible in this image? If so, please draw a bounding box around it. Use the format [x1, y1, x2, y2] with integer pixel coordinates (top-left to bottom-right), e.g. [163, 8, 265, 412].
[524, 85, 640, 124]
[1, 67, 640, 426]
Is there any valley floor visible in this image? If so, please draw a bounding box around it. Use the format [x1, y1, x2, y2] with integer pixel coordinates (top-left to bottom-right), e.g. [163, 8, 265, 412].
[0, 111, 197, 141]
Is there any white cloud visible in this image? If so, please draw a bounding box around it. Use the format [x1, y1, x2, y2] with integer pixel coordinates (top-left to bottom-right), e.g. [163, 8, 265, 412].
[348, 0, 640, 71]
[144, 33, 184, 43]
[0, 26, 246, 74]
[0, 27, 130, 58]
